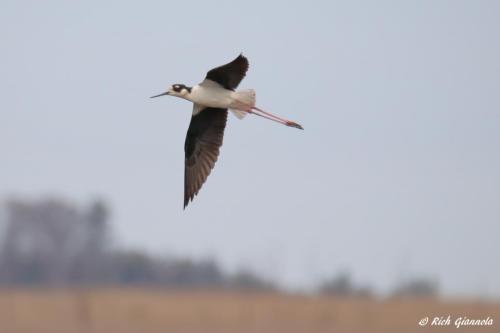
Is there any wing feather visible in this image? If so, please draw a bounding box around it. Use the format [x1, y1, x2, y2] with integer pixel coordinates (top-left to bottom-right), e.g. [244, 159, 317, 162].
[184, 107, 228, 208]
[205, 54, 249, 90]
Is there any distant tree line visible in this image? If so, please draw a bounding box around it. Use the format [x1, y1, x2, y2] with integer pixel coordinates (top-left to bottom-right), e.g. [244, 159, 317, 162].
[0, 198, 274, 290]
[0, 198, 438, 297]
[318, 271, 438, 298]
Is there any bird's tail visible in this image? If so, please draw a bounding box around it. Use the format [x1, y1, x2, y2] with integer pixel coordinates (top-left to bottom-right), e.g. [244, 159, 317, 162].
[230, 89, 256, 119]
[230, 109, 248, 119]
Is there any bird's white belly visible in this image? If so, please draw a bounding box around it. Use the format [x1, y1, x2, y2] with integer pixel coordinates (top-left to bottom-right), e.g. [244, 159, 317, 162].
[189, 85, 234, 109]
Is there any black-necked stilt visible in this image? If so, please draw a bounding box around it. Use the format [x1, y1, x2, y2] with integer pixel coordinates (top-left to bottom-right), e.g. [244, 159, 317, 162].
[151, 54, 303, 208]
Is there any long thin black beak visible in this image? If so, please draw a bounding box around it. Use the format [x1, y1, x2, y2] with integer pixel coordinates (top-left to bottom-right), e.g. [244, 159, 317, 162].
[150, 91, 170, 98]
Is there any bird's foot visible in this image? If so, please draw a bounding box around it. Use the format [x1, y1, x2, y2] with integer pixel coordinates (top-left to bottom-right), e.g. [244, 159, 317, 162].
[286, 121, 304, 130]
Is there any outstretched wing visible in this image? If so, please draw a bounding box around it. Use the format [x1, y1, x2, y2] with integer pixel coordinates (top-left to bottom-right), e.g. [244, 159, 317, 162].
[184, 107, 228, 208]
[205, 54, 249, 90]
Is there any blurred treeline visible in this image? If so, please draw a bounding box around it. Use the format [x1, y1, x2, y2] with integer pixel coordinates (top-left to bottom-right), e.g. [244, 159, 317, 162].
[0, 198, 438, 297]
[0, 198, 273, 290]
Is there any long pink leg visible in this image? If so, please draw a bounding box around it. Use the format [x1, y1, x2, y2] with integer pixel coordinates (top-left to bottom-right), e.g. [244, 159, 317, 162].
[249, 110, 289, 126]
[246, 106, 303, 130]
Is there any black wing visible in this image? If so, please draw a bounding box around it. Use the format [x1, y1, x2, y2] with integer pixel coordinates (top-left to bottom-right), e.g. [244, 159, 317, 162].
[184, 107, 228, 208]
[205, 54, 249, 90]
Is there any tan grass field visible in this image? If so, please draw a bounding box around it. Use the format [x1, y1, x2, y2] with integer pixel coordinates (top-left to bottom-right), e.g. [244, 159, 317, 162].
[0, 289, 498, 333]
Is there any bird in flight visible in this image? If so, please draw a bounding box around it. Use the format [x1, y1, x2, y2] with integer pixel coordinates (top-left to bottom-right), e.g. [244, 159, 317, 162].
[151, 54, 303, 208]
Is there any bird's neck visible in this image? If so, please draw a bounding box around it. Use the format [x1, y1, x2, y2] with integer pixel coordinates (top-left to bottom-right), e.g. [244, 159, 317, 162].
[183, 85, 202, 103]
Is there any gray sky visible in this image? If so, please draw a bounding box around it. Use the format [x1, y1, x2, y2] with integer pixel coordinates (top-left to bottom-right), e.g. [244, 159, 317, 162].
[1, 0, 499, 297]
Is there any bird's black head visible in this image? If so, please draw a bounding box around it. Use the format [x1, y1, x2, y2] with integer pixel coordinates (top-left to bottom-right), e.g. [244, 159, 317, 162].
[150, 83, 192, 99]
[172, 84, 191, 93]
